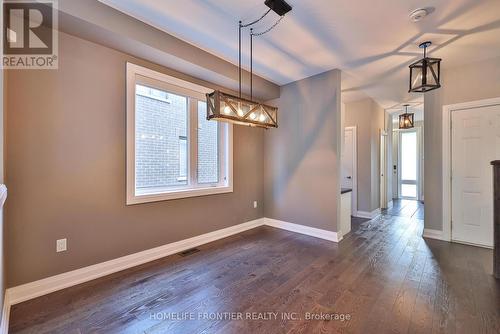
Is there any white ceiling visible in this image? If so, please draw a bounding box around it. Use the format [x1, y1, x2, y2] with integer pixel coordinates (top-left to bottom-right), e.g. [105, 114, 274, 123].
[98, 0, 500, 108]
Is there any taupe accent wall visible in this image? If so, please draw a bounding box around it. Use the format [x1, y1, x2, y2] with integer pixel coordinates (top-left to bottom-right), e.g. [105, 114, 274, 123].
[5, 32, 266, 286]
[263, 70, 342, 232]
[424, 56, 500, 231]
[344, 98, 384, 212]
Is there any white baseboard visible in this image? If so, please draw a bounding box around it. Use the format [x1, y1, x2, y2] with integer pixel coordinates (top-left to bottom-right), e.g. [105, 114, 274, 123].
[1, 291, 10, 334]
[264, 218, 342, 242]
[7, 218, 265, 306]
[355, 208, 381, 219]
[423, 229, 493, 248]
[5, 216, 342, 309]
[422, 228, 447, 241]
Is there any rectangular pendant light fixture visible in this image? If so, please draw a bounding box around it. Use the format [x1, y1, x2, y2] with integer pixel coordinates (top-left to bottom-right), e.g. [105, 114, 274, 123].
[206, 1, 289, 129]
[399, 113, 415, 129]
[408, 41, 442, 93]
[399, 104, 414, 129]
[206, 90, 278, 128]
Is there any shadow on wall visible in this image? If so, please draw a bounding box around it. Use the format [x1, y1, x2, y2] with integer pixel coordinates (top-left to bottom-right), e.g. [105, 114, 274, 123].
[188, 0, 318, 83]
[275, 78, 340, 200]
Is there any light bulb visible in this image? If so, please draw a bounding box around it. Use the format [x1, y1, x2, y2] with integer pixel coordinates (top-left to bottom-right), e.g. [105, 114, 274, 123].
[237, 109, 244, 117]
[223, 106, 231, 115]
[259, 114, 266, 122]
[249, 112, 256, 120]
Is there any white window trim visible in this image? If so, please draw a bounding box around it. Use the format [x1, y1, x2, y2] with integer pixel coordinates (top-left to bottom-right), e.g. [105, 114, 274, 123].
[126, 62, 233, 205]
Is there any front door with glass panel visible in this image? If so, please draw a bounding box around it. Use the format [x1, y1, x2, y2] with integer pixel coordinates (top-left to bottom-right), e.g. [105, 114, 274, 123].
[398, 130, 418, 199]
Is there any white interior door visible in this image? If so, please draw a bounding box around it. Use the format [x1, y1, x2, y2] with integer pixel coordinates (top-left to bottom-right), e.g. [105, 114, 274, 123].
[451, 105, 500, 247]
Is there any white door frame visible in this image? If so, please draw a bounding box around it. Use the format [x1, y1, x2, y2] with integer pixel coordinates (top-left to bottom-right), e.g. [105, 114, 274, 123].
[397, 127, 422, 200]
[442, 97, 500, 242]
[345, 126, 358, 216]
[380, 129, 388, 208]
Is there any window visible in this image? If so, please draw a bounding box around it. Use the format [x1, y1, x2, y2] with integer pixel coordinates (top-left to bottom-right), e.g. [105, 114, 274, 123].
[178, 136, 188, 182]
[197, 101, 219, 184]
[127, 63, 232, 204]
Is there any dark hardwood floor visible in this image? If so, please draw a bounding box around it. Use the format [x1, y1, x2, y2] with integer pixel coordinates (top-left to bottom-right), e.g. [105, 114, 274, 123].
[383, 199, 424, 219]
[9, 214, 499, 334]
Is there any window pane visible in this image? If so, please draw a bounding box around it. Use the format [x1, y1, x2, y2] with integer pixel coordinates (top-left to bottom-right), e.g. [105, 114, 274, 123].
[197, 101, 219, 184]
[179, 136, 187, 180]
[135, 84, 188, 192]
[401, 184, 417, 198]
[401, 131, 417, 181]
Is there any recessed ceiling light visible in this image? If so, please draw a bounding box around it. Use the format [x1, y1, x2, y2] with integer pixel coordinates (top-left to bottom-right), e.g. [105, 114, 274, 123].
[409, 8, 430, 22]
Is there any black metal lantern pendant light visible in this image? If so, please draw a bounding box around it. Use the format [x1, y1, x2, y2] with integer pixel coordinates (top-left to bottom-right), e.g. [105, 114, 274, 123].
[207, 0, 292, 129]
[399, 104, 414, 129]
[408, 41, 442, 93]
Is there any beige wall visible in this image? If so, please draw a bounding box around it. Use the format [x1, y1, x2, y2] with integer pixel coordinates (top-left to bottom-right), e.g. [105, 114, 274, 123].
[344, 98, 384, 212]
[385, 112, 393, 202]
[424, 56, 500, 231]
[264, 70, 342, 232]
[5, 32, 265, 287]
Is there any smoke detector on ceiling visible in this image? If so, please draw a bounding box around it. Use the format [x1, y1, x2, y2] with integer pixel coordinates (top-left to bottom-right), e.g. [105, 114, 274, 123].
[409, 8, 430, 22]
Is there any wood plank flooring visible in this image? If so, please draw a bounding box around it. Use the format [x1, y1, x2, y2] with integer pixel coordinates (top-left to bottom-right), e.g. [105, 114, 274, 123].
[384, 199, 424, 219]
[9, 215, 500, 334]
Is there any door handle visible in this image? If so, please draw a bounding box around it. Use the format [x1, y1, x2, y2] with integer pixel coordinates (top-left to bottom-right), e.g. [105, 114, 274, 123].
[347, 176, 352, 179]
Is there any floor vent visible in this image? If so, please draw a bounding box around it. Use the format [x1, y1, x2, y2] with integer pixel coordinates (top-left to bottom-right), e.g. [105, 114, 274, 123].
[178, 248, 201, 257]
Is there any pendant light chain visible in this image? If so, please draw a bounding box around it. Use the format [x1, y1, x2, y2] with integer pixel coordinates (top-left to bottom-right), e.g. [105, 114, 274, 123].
[252, 14, 286, 36]
[238, 21, 242, 99]
[238, 9, 287, 98]
[238, 8, 272, 98]
[241, 8, 271, 28]
[250, 28, 253, 100]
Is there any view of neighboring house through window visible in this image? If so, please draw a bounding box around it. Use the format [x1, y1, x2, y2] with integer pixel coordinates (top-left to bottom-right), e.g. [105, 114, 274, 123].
[197, 101, 219, 184]
[178, 135, 188, 181]
[127, 63, 232, 204]
[135, 84, 188, 189]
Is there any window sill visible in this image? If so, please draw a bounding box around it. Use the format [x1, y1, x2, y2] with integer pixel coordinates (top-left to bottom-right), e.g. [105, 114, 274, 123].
[126, 185, 233, 205]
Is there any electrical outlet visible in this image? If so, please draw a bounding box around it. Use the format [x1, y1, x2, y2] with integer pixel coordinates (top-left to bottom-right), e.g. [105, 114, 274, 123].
[253, 201, 258, 209]
[56, 238, 67, 253]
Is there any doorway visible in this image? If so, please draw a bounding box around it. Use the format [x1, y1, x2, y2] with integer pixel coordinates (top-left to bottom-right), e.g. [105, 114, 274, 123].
[341, 126, 357, 216]
[387, 108, 424, 219]
[398, 130, 419, 199]
[443, 97, 500, 248]
[380, 130, 388, 208]
[450, 104, 499, 247]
